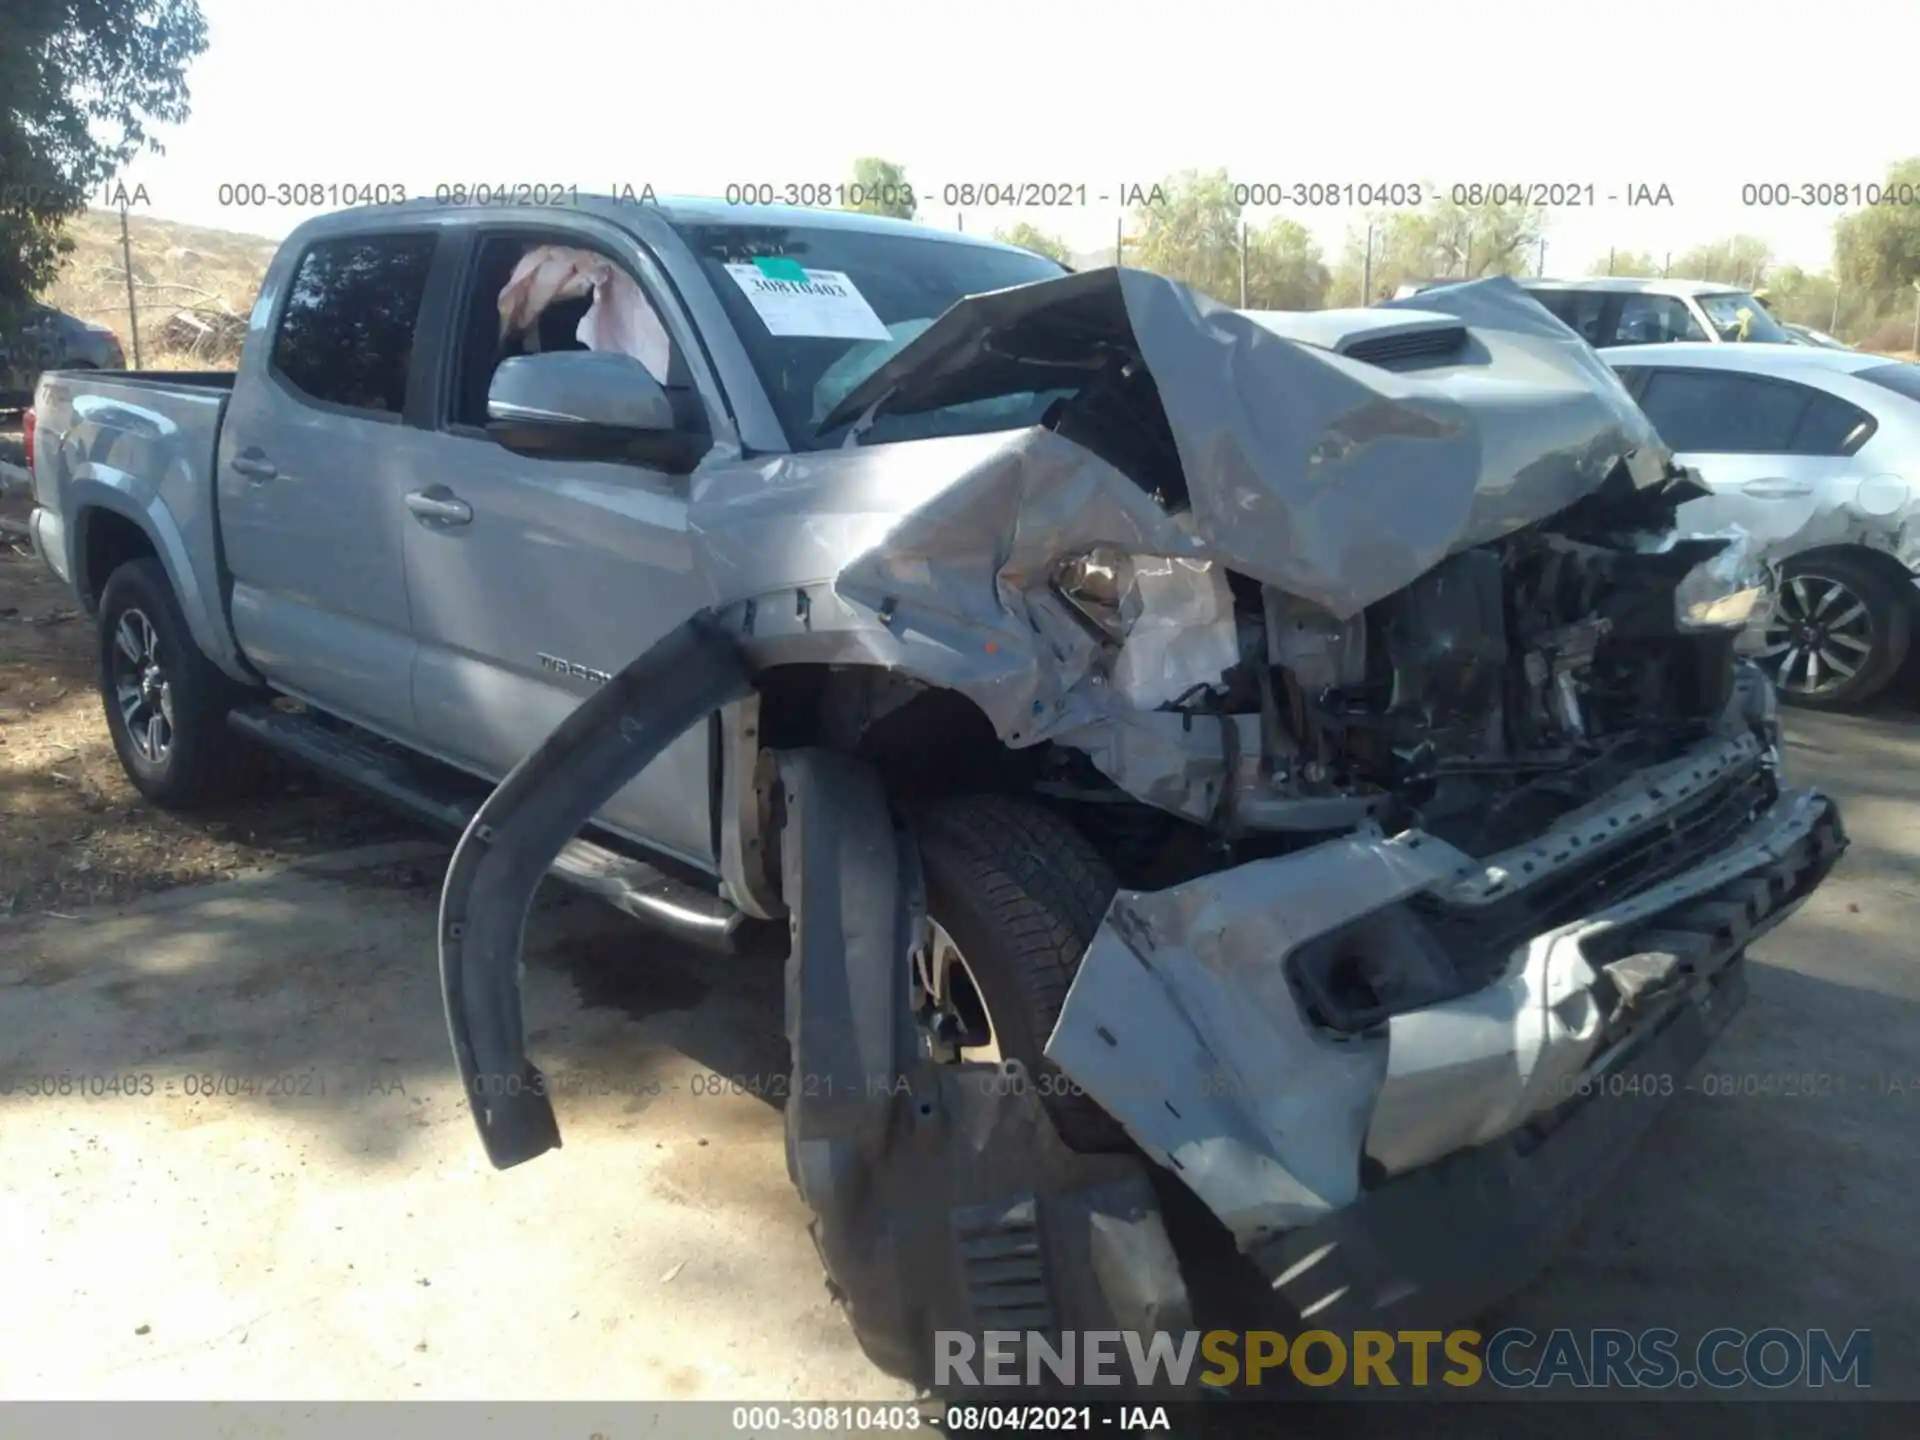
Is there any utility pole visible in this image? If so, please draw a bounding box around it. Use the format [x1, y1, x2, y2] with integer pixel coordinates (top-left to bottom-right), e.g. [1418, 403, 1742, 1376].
[1116, 214, 1124, 268]
[1830, 286, 1841, 335]
[955, 212, 963, 233]
[1910, 281, 1920, 355]
[1362, 223, 1374, 303]
[118, 195, 143, 369]
[1607, 247, 1615, 277]
[1239, 219, 1248, 307]
[1663, 251, 1672, 278]
[1537, 237, 1547, 277]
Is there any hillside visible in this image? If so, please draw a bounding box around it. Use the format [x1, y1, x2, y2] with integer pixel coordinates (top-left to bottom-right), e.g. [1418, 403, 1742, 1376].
[40, 209, 278, 367]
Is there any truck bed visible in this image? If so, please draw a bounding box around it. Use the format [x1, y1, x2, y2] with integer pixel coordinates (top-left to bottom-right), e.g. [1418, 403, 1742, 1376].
[30, 366, 237, 673]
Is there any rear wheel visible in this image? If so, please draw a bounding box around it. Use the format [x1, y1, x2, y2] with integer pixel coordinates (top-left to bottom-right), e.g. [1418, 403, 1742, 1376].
[98, 558, 257, 808]
[1760, 554, 1911, 711]
[915, 795, 1128, 1153]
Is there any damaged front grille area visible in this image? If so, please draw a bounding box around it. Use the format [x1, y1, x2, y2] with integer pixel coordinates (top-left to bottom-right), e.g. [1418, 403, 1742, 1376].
[1419, 759, 1779, 973]
[1288, 741, 1781, 1034]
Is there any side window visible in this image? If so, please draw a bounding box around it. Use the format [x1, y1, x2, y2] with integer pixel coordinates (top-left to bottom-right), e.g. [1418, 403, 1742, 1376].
[1529, 288, 1608, 345]
[1789, 390, 1876, 457]
[451, 234, 677, 430]
[1635, 368, 1811, 453]
[1609, 364, 1648, 398]
[270, 234, 437, 415]
[1609, 295, 1707, 346]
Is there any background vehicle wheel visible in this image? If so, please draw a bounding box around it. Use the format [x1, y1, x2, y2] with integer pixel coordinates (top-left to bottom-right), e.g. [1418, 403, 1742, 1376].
[915, 794, 1129, 1153]
[1760, 554, 1911, 711]
[98, 558, 256, 808]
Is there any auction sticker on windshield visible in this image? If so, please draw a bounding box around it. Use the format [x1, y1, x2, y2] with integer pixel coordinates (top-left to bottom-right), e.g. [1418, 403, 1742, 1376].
[725, 261, 891, 340]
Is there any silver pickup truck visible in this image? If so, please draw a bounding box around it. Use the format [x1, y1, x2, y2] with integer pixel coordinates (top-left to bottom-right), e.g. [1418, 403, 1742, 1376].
[27, 196, 1844, 1394]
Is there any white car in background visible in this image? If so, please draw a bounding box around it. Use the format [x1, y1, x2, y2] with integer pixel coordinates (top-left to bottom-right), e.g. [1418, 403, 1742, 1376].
[1395, 278, 1795, 349]
[1605, 342, 1920, 708]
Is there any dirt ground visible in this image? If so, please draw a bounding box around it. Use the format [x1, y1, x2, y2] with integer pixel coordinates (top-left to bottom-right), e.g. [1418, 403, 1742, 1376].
[0, 456, 413, 920]
[0, 704, 1914, 1426]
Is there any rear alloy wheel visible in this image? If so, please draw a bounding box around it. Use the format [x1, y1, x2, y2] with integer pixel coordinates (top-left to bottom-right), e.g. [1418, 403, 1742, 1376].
[110, 607, 176, 769]
[1759, 555, 1911, 711]
[97, 558, 259, 808]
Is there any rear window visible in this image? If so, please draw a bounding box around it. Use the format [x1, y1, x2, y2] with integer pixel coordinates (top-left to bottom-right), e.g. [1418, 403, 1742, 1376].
[1857, 362, 1920, 403]
[270, 233, 438, 415]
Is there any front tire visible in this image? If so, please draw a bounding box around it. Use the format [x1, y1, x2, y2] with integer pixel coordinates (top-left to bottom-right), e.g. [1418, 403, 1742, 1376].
[98, 558, 253, 808]
[915, 795, 1129, 1153]
[1762, 554, 1911, 711]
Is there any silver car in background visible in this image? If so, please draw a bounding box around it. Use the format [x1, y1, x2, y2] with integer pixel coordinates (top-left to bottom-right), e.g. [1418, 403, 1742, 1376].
[1, 301, 126, 412]
[1605, 342, 1920, 707]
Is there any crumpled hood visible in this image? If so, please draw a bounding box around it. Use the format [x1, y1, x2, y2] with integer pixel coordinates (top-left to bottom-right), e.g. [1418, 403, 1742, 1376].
[817, 269, 1676, 618]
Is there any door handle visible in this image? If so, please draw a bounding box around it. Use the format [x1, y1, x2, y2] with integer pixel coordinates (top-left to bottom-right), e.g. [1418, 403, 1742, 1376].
[230, 453, 277, 482]
[405, 487, 473, 526]
[1741, 477, 1813, 499]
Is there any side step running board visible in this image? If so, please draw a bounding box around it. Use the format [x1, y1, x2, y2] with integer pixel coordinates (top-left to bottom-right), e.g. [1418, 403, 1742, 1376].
[228, 705, 745, 948]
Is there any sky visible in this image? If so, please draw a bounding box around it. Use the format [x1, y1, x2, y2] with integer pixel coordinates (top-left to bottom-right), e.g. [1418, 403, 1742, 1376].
[105, 0, 1911, 279]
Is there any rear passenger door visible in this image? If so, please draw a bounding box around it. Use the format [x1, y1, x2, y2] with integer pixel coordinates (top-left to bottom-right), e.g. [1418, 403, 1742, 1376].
[1614, 365, 1876, 535]
[220, 228, 451, 738]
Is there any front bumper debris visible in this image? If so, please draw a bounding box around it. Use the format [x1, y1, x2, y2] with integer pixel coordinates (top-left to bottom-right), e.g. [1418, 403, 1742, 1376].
[1045, 745, 1845, 1307]
[1262, 951, 1748, 1330]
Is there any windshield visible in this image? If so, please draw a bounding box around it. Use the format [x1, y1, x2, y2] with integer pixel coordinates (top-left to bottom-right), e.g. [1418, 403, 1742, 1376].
[675, 221, 1070, 450]
[1697, 292, 1794, 344]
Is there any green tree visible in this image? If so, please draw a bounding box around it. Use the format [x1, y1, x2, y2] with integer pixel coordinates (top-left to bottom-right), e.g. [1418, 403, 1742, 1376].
[1587, 250, 1661, 277]
[1328, 197, 1544, 303]
[1834, 157, 1920, 294]
[993, 222, 1072, 265]
[1669, 236, 1773, 287]
[1243, 218, 1330, 309]
[1127, 169, 1329, 308]
[0, 0, 209, 298]
[1761, 264, 1842, 331]
[846, 156, 916, 221]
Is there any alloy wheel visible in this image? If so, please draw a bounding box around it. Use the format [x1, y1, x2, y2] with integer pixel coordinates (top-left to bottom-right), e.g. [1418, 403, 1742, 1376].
[110, 607, 175, 766]
[919, 918, 1003, 1065]
[1759, 572, 1876, 698]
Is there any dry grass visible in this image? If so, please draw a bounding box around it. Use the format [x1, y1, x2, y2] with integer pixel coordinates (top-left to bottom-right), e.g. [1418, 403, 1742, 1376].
[0, 472, 413, 919]
[40, 209, 277, 367]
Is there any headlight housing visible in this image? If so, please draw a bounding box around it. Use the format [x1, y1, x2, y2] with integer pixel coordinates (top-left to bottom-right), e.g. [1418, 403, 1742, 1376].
[1053, 548, 1241, 708]
[1674, 529, 1771, 633]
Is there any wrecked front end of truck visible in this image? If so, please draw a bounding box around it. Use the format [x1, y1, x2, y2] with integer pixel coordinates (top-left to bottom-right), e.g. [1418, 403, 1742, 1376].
[438, 271, 1845, 1392]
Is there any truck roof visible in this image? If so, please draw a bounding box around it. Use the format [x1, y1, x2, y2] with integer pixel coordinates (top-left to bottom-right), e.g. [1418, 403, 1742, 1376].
[1521, 276, 1758, 298]
[282, 193, 1039, 256]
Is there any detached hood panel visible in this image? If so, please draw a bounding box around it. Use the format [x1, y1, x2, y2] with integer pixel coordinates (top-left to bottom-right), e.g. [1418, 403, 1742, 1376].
[821, 269, 1674, 618]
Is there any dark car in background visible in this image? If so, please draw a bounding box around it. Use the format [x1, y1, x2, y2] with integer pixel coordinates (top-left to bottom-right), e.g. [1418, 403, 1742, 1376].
[1, 301, 125, 412]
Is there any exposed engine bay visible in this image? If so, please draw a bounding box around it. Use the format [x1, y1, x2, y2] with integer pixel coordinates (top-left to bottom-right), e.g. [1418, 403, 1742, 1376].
[1044, 502, 1763, 865]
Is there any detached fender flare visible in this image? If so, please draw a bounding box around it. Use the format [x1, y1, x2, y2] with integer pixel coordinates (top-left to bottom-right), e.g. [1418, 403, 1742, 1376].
[438, 610, 753, 1169]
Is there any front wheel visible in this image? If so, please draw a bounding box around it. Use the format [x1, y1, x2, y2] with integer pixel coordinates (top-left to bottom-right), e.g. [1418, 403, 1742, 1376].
[915, 795, 1129, 1153]
[1760, 554, 1911, 710]
[98, 558, 256, 808]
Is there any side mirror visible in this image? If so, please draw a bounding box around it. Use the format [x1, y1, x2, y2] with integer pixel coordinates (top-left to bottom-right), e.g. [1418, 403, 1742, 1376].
[486, 351, 710, 473]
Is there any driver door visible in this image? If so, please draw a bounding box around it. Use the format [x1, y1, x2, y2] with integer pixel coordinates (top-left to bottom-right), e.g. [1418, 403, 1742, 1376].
[401, 221, 720, 870]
